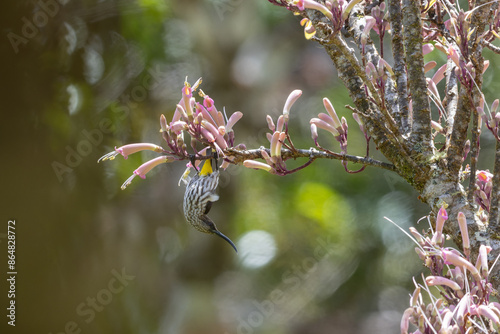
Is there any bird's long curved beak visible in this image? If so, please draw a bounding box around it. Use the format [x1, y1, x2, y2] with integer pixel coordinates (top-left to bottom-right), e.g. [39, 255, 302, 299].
[213, 230, 238, 253]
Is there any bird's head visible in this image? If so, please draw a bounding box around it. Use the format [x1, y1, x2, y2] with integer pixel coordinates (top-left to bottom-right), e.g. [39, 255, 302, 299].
[200, 215, 238, 252]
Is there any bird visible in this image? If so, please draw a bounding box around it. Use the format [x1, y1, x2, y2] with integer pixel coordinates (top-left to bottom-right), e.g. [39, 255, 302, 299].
[182, 152, 237, 252]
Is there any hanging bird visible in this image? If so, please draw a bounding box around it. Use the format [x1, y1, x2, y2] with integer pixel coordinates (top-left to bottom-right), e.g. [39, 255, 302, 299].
[182, 152, 237, 252]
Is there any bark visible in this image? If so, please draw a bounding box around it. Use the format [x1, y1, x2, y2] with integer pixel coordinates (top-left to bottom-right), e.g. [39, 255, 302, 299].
[388, 0, 409, 135]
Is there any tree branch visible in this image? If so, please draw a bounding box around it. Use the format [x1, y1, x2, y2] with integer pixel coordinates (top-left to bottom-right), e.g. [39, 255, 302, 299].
[444, 58, 458, 147]
[402, 0, 432, 157]
[490, 140, 500, 231]
[446, 86, 472, 179]
[388, 0, 409, 135]
[224, 147, 396, 172]
[482, 39, 500, 54]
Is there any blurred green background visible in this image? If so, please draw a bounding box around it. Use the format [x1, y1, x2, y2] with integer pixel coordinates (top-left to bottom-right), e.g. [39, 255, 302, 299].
[2, 0, 499, 333]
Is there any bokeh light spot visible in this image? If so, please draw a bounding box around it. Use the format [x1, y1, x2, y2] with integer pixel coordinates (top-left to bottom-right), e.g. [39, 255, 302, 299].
[237, 230, 277, 269]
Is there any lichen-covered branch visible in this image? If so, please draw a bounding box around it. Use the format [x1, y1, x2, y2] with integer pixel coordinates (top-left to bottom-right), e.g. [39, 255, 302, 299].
[402, 0, 432, 157]
[446, 86, 472, 179]
[444, 58, 458, 146]
[490, 141, 500, 232]
[387, 0, 409, 135]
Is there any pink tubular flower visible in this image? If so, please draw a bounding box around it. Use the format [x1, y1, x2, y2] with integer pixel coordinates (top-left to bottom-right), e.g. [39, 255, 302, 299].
[415, 247, 426, 261]
[218, 126, 226, 136]
[400, 308, 413, 334]
[476, 245, 491, 279]
[322, 98, 342, 129]
[442, 249, 480, 282]
[361, 16, 376, 47]
[426, 275, 462, 291]
[200, 127, 215, 143]
[352, 113, 364, 133]
[293, 0, 333, 20]
[378, 58, 393, 76]
[410, 287, 421, 307]
[448, 45, 460, 67]
[169, 121, 188, 134]
[476, 305, 500, 325]
[266, 115, 275, 132]
[201, 119, 222, 138]
[202, 94, 224, 127]
[492, 99, 499, 114]
[266, 132, 273, 143]
[225, 111, 243, 133]
[283, 89, 302, 120]
[172, 104, 188, 123]
[483, 60, 490, 73]
[98, 143, 164, 162]
[432, 64, 447, 85]
[310, 118, 340, 137]
[457, 212, 470, 254]
[310, 123, 318, 142]
[433, 206, 448, 244]
[341, 0, 363, 21]
[270, 132, 281, 158]
[160, 114, 168, 132]
[455, 293, 471, 323]
[182, 85, 193, 117]
[441, 310, 453, 329]
[318, 113, 336, 127]
[426, 78, 440, 100]
[243, 160, 273, 172]
[409, 227, 424, 244]
[203, 94, 214, 109]
[201, 120, 228, 148]
[135, 156, 174, 179]
[275, 132, 286, 158]
[260, 149, 274, 166]
[276, 115, 285, 133]
[477, 170, 493, 182]
[197, 103, 218, 128]
[121, 155, 175, 190]
[431, 120, 444, 134]
[422, 43, 434, 55]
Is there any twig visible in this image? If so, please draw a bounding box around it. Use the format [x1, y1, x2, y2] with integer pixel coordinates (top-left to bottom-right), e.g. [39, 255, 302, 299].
[482, 40, 500, 54]
[225, 147, 396, 172]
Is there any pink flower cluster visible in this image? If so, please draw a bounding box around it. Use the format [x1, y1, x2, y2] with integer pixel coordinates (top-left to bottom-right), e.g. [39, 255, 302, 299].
[243, 90, 304, 175]
[478, 99, 500, 141]
[475, 170, 493, 218]
[160, 78, 243, 161]
[98, 78, 244, 189]
[310, 97, 368, 173]
[291, 0, 362, 38]
[401, 207, 499, 333]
